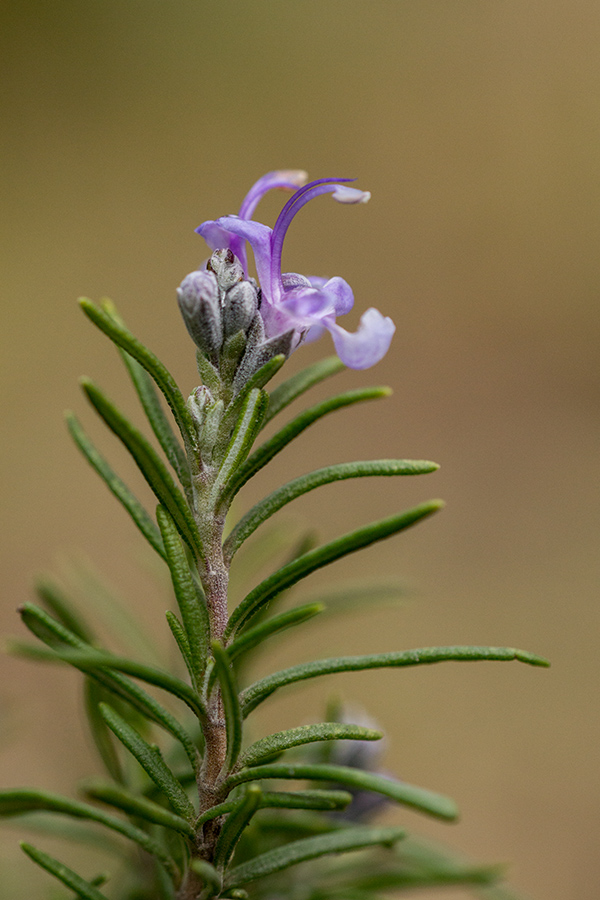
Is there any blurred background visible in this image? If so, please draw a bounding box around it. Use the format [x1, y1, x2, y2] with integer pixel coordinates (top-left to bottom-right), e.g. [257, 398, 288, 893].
[1, 1, 598, 897]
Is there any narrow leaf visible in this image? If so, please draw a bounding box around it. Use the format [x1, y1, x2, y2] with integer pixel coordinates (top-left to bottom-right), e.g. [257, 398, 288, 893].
[264, 355, 345, 426]
[19, 604, 198, 767]
[213, 388, 269, 500]
[214, 784, 262, 869]
[157, 506, 209, 686]
[227, 500, 444, 637]
[35, 576, 95, 643]
[227, 603, 324, 664]
[222, 386, 391, 502]
[241, 645, 550, 716]
[190, 859, 222, 891]
[257, 789, 352, 811]
[21, 843, 110, 900]
[211, 641, 243, 772]
[240, 723, 382, 769]
[3, 791, 178, 876]
[84, 679, 124, 782]
[224, 825, 406, 888]
[118, 349, 192, 495]
[82, 779, 194, 837]
[225, 763, 457, 821]
[225, 460, 440, 560]
[79, 298, 196, 455]
[81, 379, 202, 558]
[100, 703, 195, 820]
[42, 646, 207, 721]
[221, 354, 287, 435]
[165, 611, 195, 680]
[195, 789, 351, 828]
[66, 411, 166, 560]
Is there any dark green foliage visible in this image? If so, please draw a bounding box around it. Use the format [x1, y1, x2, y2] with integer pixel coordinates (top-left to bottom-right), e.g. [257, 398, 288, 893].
[6, 304, 548, 900]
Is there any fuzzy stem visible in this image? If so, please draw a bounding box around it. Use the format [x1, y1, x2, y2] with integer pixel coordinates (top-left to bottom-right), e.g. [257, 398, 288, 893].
[188, 466, 232, 879]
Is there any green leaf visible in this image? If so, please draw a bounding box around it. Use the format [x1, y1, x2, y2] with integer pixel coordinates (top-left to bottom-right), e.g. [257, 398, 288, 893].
[222, 386, 392, 502]
[222, 354, 287, 433]
[190, 858, 222, 892]
[213, 388, 269, 501]
[81, 379, 202, 558]
[2, 791, 178, 877]
[82, 779, 194, 837]
[165, 611, 195, 681]
[194, 789, 351, 829]
[35, 576, 95, 643]
[21, 842, 111, 900]
[264, 355, 345, 426]
[157, 506, 209, 686]
[239, 723, 382, 768]
[79, 298, 196, 457]
[345, 836, 503, 890]
[83, 680, 124, 783]
[118, 351, 192, 495]
[224, 460, 440, 560]
[101, 298, 192, 493]
[214, 784, 262, 869]
[225, 763, 457, 821]
[227, 603, 324, 664]
[226, 500, 444, 637]
[211, 641, 243, 772]
[66, 411, 166, 560]
[100, 703, 195, 821]
[260, 789, 352, 811]
[38, 645, 207, 722]
[223, 825, 406, 888]
[19, 604, 198, 768]
[241, 645, 550, 716]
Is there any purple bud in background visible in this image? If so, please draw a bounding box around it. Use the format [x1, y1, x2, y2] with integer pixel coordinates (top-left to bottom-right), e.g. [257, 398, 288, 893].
[177, 270, 223, 361]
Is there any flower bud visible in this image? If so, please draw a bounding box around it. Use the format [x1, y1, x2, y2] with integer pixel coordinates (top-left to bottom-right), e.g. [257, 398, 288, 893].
[206, 248, 244, 291]
[177, 270, 223, 360]
[222, 281, 259, 338]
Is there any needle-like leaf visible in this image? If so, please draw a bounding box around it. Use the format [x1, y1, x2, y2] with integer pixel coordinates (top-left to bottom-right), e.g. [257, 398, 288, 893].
[225, 763, 457, 821]
[100, 703, 195, 821]
[263, 355, 345, 426]
[21, 843, 111, 900]
[223, 825, 406, 888]
[79, 297, 196, 456]
[81, 379, 202, 558]
[222, 386, 391, 503]
[211, 641, 243, 773]
[2, 791, 178, 876]
[239, 722, 382, 769]
[227, 500, 443, 637]
[157, 506, 209, 686]
[241, 646, 550, 716]
[225, 459, 439, 559]
[66, 411, 166, 560]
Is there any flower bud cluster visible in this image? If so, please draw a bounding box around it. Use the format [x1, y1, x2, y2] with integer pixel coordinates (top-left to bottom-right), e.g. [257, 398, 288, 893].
[177, 249, 295, 393]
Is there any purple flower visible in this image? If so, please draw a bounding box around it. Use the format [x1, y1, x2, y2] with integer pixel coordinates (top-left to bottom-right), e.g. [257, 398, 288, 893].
[196, 173, 395, 369]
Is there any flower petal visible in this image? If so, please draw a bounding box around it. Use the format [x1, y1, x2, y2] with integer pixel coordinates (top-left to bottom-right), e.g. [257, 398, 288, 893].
[238, 170, 309, 220]
[210, 215, 274, 297]
[324, 308, 395, 369]
[321, 276, 354, 315]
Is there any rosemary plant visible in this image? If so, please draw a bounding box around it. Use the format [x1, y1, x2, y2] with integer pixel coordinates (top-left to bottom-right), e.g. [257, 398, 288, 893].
[3, 172, 548, 900]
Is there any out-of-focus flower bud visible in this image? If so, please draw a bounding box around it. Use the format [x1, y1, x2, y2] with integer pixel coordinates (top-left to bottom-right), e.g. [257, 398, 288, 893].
[177, 270, 223, 360]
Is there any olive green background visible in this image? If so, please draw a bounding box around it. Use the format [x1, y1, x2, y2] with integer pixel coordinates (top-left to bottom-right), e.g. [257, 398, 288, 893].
[1, 2, 598, 898]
